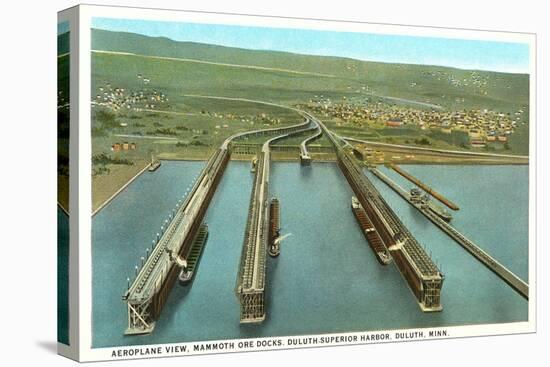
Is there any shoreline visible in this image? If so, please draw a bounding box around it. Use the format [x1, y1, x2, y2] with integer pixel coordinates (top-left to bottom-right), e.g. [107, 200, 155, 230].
[345, 137, 529, 160]
[92, 163, 150, 217]
[91, 154, 528, 219]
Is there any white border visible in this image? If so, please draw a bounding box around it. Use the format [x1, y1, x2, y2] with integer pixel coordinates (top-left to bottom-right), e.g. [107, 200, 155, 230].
[71, 4, 536, 362]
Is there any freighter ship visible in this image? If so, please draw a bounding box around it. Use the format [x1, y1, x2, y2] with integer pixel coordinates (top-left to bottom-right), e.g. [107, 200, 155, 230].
[351, 196, 392, 265]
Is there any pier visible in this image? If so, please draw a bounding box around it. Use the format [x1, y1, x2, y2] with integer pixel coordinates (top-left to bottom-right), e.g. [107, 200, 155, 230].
[123, 114, 317, 334]
[312, 113, 444, 312]
[424, 208, 529, 299]
[389, 164, 460, 211]
[236, 117, 318, 323]
[370, 168, 452, 222]
[370, 167, 528, 299]
[344, 137, 529, 165]
[299, 125, 322, 165]
[122, 96, 525, 335]
[123, 144, 230, 335]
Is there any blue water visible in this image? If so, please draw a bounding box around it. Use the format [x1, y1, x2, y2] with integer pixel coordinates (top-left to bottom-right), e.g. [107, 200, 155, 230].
[58, 208, 70, 345]
[374, 165, 529, 281]
[92, 161, 528, 348]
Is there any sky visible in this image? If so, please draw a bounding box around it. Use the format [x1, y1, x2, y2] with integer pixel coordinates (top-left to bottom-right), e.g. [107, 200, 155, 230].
[92, 17, 530, 74]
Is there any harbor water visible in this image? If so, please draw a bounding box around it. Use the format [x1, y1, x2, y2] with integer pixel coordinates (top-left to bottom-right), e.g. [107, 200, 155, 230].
[58, 208, 70, 345]
[92, 160, 528, 348]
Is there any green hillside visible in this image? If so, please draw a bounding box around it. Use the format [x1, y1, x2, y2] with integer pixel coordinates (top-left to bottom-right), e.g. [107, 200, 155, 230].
[92, 29, 529, 112]
[90, 29, 530, 157]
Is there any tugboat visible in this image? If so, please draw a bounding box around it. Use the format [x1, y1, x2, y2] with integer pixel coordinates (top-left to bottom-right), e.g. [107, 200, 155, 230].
[167, 249, 191, 285]
[268, 237, 281, 258]
[410, 187, 423, 204]
[148, 152, 161, 172]
[420, 192, 452, 222]
[177, 259, 192, 285]
[428, 203, 452, 223]
[269, 233, 292, 258]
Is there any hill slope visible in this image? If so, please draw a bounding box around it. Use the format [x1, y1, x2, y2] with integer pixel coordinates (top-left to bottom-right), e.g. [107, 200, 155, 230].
[91, 28, 529, 112]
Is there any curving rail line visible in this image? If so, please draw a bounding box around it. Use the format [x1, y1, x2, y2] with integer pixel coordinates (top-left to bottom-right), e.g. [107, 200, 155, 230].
[299, 124, 322, 165]
[236, 118, 317, 322]
[124, 107, 317, 334]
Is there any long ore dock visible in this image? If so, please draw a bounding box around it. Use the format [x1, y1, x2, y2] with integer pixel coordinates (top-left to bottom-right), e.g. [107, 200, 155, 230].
[370, 166, 528, 299]
[123, 114, 317, 334]
[236, 117, 318, 323]
[312, 113, 444, 312]
[123, 141, 230, 335]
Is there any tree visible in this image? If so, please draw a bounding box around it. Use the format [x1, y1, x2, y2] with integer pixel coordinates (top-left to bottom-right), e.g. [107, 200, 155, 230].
[95, 109, 118, 129]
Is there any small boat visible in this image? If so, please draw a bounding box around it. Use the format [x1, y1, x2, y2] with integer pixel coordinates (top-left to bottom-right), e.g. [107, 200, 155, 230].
[148, 161, 161, 172]
[268, 243, 280, 258]
[423, 195, 452, 222]
[148, 153, 161, 172]
[171, 255, 192, 285]
[416, 190, 452, 222]
[429, 206, 452, 222]
[178, 268, 193, 285]
[268, 233, 291, 258]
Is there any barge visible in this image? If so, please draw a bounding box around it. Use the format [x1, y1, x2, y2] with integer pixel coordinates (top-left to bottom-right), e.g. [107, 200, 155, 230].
[177, 223, 209, 285]
[351, 196, 392, 265]
[410, 188, 452, 222]
[268, 198, 281, 257]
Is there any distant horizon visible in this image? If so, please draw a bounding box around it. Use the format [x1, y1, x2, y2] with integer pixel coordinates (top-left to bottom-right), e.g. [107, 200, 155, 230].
[92, 18, 530, 74]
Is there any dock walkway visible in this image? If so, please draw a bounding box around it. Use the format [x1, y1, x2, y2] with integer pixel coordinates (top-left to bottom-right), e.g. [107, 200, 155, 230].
[236, 117, 318, 323]
[423, 208, 528, 299]
[124, 114, 317, 334]
[311, 113, 444, 312]
[299, 125, 322, 165]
